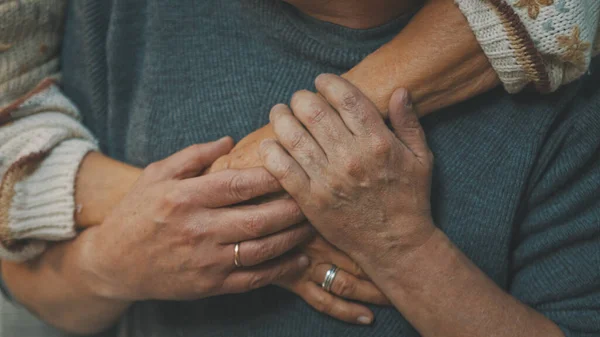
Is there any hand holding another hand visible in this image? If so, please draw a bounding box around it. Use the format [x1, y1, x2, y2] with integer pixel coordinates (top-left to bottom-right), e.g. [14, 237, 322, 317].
[260, 74, 436, 276]
[78, 138, 313, 302]
[206, 128, 391, 326]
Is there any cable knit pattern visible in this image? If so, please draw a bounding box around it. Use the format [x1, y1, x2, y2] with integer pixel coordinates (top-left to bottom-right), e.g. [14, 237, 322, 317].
[456, 0, 600, 93]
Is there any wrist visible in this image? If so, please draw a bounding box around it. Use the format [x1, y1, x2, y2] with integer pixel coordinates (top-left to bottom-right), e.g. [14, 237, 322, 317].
[75, 152, 142, 228]
[350, 216, 437, 277]
[368, 227, 453, 299]
[75, 226, 132, 303]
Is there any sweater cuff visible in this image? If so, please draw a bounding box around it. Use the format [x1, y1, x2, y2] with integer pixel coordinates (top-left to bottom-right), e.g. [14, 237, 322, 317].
[0, 139, 97, 261]
[455, 0, 530, 93]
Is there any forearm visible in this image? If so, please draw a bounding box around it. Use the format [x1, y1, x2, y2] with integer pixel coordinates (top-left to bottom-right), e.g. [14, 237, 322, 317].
[1, 228, 131, 335]
[215, 0, 499, 170]
[0, 153, 140, 333]
[369, 229, 563, 337]
[342, 0, 498, 117]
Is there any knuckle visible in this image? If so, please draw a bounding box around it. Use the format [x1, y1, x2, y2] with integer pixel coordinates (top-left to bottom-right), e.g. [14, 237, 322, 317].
[324, 178, 344, 196]
[226, 173, 251, 200]
[404, 114, 422, 130]
[243, 212, 268, 237]
[287, 202, 304, 221]
[274, 160, 294, 181]
[289, 131, 307, 150]
[247, 273, 268, 290]
[341, 90, 360, 111]
[334, 277, 356, 296]
[342, 157, 364, 178]
[350, 262, 367, 279]
[145, 161, 164, 176]
[254, 241, 277, 261]
[307, 103, 327, 124]
[403, 125, 426, 143]
[314, 294, 334, 314]
[371, 136, 392, 157]
[162, 188, 189, 209]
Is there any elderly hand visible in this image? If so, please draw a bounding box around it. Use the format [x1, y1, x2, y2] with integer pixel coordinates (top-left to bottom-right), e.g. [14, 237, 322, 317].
[78, 138, 313, 302]
[206, 132, 390, 326]
[259, 74, 436, 272]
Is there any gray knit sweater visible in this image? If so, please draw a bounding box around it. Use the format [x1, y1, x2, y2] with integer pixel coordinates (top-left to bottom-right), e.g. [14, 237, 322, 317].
[2, 0, 599, 260]
[0, 0, 599, 336]
[55, 1, 600, 337]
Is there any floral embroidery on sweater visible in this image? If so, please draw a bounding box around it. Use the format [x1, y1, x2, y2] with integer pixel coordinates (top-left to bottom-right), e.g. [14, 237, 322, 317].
[557, 26, 592, 71]
[514, 0, 554, 20]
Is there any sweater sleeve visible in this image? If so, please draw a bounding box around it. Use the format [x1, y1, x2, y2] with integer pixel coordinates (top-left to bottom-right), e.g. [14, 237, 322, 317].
[0, 0, 99, 262]
[455, 0, 600, 94]
[509, 81, 600, 335]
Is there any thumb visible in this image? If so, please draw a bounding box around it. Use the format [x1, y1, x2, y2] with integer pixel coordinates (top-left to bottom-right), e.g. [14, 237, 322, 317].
[158, 136, 234, 179]
[388, 89, 430, 162]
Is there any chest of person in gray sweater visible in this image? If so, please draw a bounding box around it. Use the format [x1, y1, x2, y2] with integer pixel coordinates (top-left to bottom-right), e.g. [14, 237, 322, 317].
[60, 1, 600, 336]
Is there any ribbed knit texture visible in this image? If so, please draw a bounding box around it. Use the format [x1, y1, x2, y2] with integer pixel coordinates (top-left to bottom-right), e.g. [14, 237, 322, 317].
[0, 0, 100, 261]
[455, 0, 527, 93]
[56, 1, 600, 337]
[1, 0, 598, 261]
[0, 84, 98, 261]
[456, 0, 599, 93]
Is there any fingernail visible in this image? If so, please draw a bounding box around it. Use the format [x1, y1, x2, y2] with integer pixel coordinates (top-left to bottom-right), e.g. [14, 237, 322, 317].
[217, 136, 231, 143]
[357, 316, 373, 325]
[298, 255, 310, 268]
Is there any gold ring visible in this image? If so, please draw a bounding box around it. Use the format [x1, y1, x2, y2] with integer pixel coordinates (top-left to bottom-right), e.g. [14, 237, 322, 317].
[234, 243, 243, 268]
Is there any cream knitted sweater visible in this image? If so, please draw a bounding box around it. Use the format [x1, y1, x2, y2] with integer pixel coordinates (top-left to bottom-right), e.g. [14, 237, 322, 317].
[0, 0, 598, 261]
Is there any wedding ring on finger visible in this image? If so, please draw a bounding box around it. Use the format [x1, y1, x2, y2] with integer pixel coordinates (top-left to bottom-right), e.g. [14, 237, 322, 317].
[322, 265, 340, 293]
[234, 243, 243, 268]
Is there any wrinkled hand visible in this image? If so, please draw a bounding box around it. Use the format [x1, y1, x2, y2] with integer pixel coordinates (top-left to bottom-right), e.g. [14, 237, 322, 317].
[79, 138, 313, 302]
[205, 130, 390, 325]
[259, 74, 436, 273]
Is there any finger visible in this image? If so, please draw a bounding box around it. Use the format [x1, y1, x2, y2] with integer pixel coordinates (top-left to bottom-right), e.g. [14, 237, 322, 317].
[152, 137, 234, 180]
[312, 265, 390, 306]
[233, 222, 314, 267]
[269, 103, 328, 176]
[302, 236, 369, 280]
[259, 139, 311, 205]
[288, 90, 352, 154]
[187, 167, 283, 208]
[216, 197, 306, 243]
[388, 88, 431, 163]
[224, 254, 310, 293]
[315, 74, 386, 137]
[301, 282, 375, 325]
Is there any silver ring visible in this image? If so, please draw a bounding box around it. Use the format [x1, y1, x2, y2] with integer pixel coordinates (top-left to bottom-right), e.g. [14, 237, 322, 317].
[234, 243, 243, 268]
[321, 265, 339, 293]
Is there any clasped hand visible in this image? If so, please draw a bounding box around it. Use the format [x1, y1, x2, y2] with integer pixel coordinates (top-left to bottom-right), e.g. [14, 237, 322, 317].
[85, 75, 434, 327]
